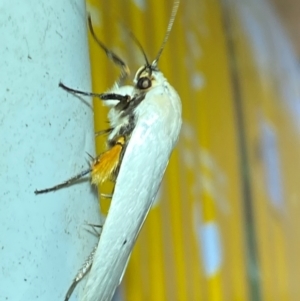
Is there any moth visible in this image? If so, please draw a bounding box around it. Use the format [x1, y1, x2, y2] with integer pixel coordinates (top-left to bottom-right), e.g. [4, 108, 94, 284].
[35, 1, 182, 300]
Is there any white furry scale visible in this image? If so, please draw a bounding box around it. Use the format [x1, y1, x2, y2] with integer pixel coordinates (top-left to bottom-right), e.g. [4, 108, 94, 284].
[82, 70, 182, 301]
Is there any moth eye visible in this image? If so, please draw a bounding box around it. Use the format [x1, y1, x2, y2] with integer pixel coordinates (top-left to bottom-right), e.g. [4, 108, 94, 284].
[137, 77, 151, 90]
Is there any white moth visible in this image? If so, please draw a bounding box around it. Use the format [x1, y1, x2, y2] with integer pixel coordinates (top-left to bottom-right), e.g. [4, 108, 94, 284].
[35, 1, 181, 300]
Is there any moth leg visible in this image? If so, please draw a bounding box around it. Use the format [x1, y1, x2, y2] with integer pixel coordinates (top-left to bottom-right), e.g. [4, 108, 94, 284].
[64, 245, 97, 301]
[91, 136, 125, 185]
[59, 82, 130, 103]
[35, 137, 125, 194]
[59, 82, 104, 98]
[95, 128, 113, 138]
[86, 223, 103, 237]
[34, 168, 92, 194]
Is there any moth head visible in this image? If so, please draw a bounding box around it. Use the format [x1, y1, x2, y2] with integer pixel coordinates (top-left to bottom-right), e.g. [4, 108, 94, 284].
[132, 0, 179, 91]
[133, 64, 161, 91]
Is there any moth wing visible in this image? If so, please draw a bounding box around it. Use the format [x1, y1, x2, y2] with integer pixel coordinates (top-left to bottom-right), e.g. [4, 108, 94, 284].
[82, 86, 182, 301]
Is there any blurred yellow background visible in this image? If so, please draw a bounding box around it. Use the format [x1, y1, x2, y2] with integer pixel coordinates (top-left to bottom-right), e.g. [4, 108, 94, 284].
[85, 0, 300, 300]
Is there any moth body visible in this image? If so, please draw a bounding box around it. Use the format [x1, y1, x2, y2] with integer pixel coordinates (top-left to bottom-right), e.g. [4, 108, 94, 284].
[82, 62, 182, 301]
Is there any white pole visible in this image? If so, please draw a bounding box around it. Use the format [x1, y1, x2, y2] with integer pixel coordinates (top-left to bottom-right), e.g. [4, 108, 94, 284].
[0, 1, 101, 300]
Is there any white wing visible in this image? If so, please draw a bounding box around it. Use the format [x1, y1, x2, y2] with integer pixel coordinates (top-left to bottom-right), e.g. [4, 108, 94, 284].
[82, 77, 182, 301]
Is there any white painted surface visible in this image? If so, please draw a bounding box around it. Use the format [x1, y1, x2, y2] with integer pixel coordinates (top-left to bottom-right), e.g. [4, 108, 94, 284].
[0, 1, 101, 300]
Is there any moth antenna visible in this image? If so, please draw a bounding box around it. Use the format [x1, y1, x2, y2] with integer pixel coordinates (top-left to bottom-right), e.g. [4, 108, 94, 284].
[152, 0, 180, 67]
[128, 31, 150, 67]
[87, 15, 130, 85]
[95, 128, 113, 137]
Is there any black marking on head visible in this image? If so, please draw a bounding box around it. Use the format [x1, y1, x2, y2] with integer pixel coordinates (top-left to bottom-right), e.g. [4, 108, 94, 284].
[136, 66, 151, 81]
